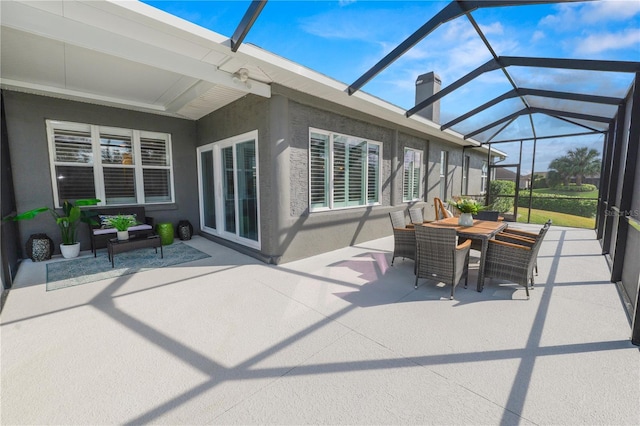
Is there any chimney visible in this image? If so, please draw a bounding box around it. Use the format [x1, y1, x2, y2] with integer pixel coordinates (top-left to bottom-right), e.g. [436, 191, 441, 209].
[415, 71, 441, 123]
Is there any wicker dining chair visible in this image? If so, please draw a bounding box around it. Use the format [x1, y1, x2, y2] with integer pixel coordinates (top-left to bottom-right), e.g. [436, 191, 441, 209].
[434, 197, 454, 220]
[389, 210, 416, 266]
[414, 226, 471, 299]
[473, 210, 500, 221]
[495, 220, 552, 275]
[409, 207, 431, 225]
[483, 220, 551, 299]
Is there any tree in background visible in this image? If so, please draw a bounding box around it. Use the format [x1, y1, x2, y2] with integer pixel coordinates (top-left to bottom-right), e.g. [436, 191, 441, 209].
[548, 146, 600, 187]
[548, 156, 573, 187]
[566, 147, 600, 186]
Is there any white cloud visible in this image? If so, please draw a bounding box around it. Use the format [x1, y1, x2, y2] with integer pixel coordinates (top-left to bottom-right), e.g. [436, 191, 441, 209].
[531, 30, 545, 43]
[539, 3, 579, 30]
[580, 0, 640, 24]
[575, 28, 640, 54]
[540, 0, 640, 28]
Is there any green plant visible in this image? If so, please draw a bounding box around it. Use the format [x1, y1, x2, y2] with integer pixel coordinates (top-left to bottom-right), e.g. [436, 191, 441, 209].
[489, 180, 515, 213]
[3, 198, 101, 245]
[106, 215, 138, 231]
[449, 197, 482, 214]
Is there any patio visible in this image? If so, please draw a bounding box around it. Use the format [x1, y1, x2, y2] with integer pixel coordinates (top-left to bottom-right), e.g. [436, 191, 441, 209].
[1, 226, 638, 425]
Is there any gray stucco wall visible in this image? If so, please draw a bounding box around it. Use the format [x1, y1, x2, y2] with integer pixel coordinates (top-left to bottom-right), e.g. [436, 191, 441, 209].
[2, 90, 199, 255]
[272, 85, 479, 263]
[4, 88, 492, 265]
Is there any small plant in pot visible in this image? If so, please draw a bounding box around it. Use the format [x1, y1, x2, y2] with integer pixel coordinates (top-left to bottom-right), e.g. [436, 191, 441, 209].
[106, 215, 138, 241]
[449, 197, 483, 227]
[3, 198, 101, 259]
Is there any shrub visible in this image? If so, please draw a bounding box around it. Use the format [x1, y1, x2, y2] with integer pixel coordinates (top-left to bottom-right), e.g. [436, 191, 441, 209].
[532, 175, 548, 189]
[489, 180, 515, 213]
[553, 183, 597, 192]
[517, 194, 597, 218]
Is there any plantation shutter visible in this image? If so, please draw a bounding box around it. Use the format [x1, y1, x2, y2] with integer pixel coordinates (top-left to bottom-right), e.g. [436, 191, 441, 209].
[141, 135, 172, 203]
[310, 133, 329, 209]
[403, 150, 412, 201]
[333, 136, 347, 207]
[100, 131, 136, 205]
[52, 127, 96, 201]
[367, 144, 379, 203]
[412, 150, 421, 200]
[403, 149, 421, 201]
[347, 141, 365, 205]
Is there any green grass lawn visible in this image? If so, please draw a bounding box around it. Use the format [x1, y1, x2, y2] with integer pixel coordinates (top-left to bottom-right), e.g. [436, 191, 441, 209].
[530, 187, 599, 198]
[516, 208, 595, 229]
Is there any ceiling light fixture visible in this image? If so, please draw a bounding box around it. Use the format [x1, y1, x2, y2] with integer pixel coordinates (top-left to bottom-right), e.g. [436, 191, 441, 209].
[232, 68, 251, 89]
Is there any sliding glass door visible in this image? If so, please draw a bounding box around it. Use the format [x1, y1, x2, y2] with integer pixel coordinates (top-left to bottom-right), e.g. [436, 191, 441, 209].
[197, 131, 260, 249]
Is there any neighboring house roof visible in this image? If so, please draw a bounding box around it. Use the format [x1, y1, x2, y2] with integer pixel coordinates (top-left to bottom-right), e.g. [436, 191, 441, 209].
[495, 168, 517, 180]
[0, 0, 502, 153]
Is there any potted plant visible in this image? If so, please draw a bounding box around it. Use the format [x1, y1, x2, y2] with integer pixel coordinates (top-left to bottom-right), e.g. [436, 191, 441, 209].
[3, 198, 101, 258]
[106, 215, 138, 241]
[449, 197, 482, 227]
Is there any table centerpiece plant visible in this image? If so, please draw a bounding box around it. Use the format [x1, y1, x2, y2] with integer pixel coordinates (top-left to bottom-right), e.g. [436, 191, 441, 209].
[449, 197, 483, 226]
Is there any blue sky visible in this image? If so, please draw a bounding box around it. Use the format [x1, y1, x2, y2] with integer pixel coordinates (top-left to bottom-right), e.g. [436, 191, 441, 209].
[143, 0, 640, 173]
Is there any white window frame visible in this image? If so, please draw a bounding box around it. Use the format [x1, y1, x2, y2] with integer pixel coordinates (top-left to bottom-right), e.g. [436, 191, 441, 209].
[308, 128, 382, 212]
[46, 120, 175, 207]
[403, 147, 423, 202]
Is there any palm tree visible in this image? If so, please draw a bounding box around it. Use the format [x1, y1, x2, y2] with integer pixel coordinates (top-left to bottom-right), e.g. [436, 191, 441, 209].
[548, 156, 573, 187]
[566, 147, 600, 186]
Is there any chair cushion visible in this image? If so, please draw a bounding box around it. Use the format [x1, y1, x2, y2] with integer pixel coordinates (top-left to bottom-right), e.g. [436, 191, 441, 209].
[93, 224, 152, 235]
[98, 214, 137, 228]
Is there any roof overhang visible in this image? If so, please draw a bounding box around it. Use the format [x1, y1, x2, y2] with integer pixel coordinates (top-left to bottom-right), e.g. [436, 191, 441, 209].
[0, 0, 493, 151]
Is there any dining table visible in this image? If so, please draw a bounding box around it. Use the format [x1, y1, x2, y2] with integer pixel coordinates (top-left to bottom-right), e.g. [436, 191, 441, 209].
[422, 216, 508, 292]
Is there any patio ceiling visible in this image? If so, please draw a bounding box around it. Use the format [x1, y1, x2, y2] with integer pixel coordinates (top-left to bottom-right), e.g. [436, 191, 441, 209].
[0, 0, 271, 121]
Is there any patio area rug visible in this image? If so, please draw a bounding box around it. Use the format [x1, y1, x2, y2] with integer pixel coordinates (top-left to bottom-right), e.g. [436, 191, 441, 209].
[46, 242, 211, 291]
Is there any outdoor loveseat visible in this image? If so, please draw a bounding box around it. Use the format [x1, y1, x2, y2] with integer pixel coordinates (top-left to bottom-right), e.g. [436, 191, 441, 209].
[86, 206, 155, 256]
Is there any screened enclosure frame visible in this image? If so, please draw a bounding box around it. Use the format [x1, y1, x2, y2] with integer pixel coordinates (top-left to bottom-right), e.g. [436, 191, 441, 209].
[343, 0, 640, 345]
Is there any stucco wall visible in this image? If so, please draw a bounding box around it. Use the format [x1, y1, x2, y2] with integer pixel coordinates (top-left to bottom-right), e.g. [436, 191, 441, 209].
[270, 85, 481, 263]
[2, 90, 199, 255]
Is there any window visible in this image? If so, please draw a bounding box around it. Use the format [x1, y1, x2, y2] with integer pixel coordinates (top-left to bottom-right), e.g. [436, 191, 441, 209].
[462, 155, 470, 195]
[439, 150, 448, 200]
[481, 161, 488, 194]
[47, 120, 173, 207]
[309, 129, 381, 211]
[403, 148, 422, 201]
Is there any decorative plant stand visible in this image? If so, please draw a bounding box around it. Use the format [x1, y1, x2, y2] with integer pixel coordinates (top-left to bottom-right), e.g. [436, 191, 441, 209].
[177, 220, 193, 240]
[26, 233, 54, 262]
[156, 222, 174, 245]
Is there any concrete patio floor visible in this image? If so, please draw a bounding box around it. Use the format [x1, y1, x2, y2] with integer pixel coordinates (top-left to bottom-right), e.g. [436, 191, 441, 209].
[1, 225, 638, 425]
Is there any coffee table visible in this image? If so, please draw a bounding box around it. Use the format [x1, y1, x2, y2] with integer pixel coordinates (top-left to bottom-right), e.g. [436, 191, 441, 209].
[107, 234, 163, 268]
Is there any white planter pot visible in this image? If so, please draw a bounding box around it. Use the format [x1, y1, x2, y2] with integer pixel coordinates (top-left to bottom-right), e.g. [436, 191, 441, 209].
[60, 242, 81, 259]
[117, 230, 130, 241]
[458, 213, 474, 227]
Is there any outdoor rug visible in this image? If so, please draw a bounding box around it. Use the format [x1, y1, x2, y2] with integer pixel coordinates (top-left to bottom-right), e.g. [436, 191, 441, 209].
[46, 242, 211, 291]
